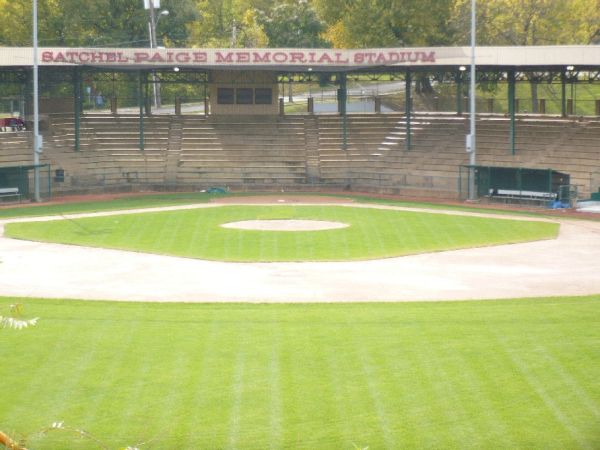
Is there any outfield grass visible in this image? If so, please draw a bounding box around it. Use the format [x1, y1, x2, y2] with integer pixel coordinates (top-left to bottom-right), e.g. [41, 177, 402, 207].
[4, 205, 559, 261]
[0, 296, 598, 449]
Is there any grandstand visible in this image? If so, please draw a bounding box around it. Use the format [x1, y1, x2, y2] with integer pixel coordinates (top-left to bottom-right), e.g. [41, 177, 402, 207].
[1, 45, 600, 202]
[1, 112, 598, 200]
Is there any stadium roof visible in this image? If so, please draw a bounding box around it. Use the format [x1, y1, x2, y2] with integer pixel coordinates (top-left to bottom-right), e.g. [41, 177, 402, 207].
[0, 46, 599, 72]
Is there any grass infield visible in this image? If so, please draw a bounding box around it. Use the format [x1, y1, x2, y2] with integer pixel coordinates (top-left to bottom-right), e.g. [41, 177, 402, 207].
[0, 296, 598, 449]
[4, 205, 559, 261]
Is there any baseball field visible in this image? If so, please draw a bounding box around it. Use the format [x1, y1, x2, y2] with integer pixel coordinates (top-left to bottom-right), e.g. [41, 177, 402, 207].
[0, 193, 598, 449]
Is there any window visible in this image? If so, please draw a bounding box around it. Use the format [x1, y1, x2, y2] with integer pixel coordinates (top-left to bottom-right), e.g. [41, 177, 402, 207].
[236, 88, 253, 104]
[255, 88, 273, 105]
[217, 88, 234, 104]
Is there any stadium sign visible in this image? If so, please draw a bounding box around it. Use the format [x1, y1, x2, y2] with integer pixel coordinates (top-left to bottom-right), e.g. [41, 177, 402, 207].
[38, 48, 437, 67]
[5, 46, 600, 69]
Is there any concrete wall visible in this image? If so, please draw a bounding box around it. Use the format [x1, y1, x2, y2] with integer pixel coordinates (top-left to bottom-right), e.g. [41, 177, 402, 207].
[209, 70, 278, 115]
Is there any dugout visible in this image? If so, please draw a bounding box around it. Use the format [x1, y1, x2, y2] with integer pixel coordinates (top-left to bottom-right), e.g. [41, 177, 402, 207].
[0, 164, 52, 200]
[459, 165, 571, 205]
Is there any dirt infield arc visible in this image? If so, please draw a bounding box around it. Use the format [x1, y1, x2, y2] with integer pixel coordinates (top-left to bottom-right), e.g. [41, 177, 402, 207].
[1, 200, 599, 302]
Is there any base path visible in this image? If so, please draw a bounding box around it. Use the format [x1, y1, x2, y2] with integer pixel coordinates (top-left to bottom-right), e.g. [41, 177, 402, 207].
[1, 201, 599, 302]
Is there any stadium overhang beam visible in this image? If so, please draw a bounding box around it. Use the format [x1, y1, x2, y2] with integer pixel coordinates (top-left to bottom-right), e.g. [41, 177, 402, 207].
[1, 45, 600, 72]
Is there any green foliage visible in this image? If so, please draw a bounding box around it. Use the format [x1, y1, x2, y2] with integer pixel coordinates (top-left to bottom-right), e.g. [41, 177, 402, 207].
[452, 0, 600, 45]
[0, 0, 196, 47]
[0, 0, 597, 48]
[187, 0, 269, 47]
[257, 0, 329, 48]
[0, 296, 598, 448]
[316, 0, 456, 47]
[4, 206, 559, 261]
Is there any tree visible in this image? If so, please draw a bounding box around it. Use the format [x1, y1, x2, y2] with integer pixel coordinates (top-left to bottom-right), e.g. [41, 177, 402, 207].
[315, 0, 455, 48]
[187, 0, 270, 47]
[0, 0, 196, 48]
[452, 0, 600, 111]
[257, 0, 328, 48]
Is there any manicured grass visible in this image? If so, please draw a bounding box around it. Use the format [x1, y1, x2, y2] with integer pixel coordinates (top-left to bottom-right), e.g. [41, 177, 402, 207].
[0, 192, 218, 219]
[4, 205, 559, 261]
[1, 296, 598, 449]
[2, 191, 589, 221]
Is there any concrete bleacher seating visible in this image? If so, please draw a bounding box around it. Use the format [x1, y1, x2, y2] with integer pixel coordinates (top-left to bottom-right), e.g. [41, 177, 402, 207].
[3, 111, 596, 200]
[177, 115, 308, 188]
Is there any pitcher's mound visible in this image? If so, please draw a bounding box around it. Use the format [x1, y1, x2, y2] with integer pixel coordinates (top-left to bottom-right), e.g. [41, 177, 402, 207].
[221, 219, 349, 231]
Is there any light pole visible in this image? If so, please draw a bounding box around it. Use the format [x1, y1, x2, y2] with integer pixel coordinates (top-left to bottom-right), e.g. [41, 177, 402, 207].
[146, 1, 168, 109]
[32, 0, 41, 202]
[467, 0, 477, 201]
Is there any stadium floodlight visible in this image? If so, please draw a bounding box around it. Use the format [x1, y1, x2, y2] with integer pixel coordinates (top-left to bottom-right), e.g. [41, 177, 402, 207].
[459, 65, 467, 71]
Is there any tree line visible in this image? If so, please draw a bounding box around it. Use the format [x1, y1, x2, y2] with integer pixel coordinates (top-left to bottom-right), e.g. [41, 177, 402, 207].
[0, 0, 598, 49]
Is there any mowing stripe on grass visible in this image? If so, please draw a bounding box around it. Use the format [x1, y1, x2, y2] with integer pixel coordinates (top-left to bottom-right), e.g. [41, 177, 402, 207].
[268, 331, 283, 450]
[1, 297, 598, 449]
[4, 205, 559, 262]
[355, 342, 395, 450]
[495, 334, 593, 449]
[227, 346, 246, 449]
[533, 345, 600, 420]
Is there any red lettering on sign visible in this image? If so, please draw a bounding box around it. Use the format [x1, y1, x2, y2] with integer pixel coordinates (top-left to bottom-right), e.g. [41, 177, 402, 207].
[54, 52, 67, 63]
[134, 52, 150, 63]
[236, 52, 250, 63]
[318, 53, 333, 64]
[41, 51, 53, 62]
[421, 51, 436, 62]
[335, 53, 349, 64]
[290, 52, 305, 63]
[216, 52, 234, 63]
[193, 52, 207, 62]
[176, 52, 190, 63]
[272, 52, 288, 63]
[253, 52, 271, 63]
[376, 53, 387, 63]
[149, 52, 165, 62]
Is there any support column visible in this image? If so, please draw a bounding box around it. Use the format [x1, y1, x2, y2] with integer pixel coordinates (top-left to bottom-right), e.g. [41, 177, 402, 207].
[73, 67, 82, 152]
[338, 73, 347, 115]
[561, 70, 567, 117]
[138, 71, 145, 152]
[110, 96, 118, 114]
[405, 69, 412, 151]
[338, 73, 347, 151]
[456, 71, 463, 115]
[508, 69, 516, 155]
